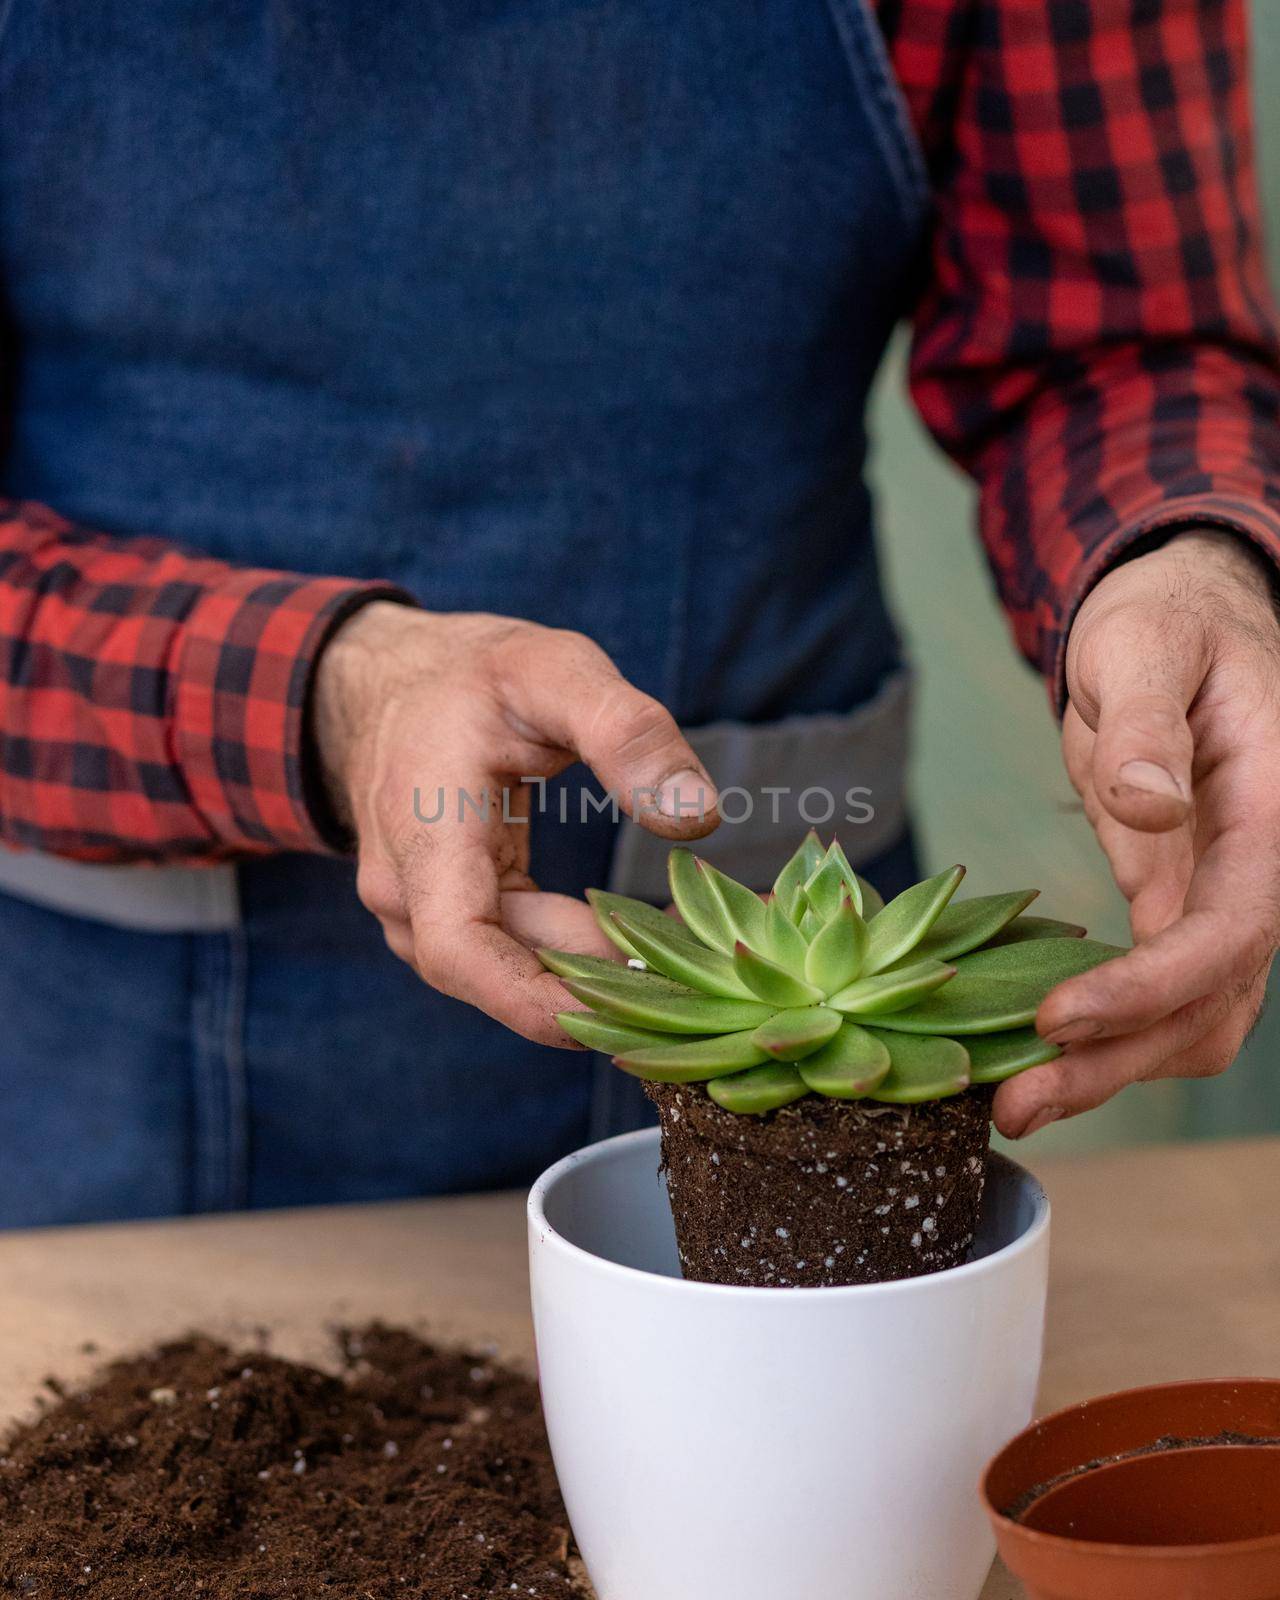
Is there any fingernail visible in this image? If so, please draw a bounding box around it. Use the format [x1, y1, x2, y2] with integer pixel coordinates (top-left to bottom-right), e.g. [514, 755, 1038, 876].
[657, 770, 716, 820]
[1117, 760, 1186, 800]
[1016, 1106, 1066, 1140]
[1044, 1017, 1103, 1045]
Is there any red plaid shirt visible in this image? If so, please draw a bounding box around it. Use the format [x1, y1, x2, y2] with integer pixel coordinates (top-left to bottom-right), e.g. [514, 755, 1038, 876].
[2, 0, 1277, 862]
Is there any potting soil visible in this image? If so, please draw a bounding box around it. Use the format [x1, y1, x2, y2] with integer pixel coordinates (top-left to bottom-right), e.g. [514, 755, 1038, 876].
[648, 1081, 993, 1287]
[0, 1324, 588, 1599]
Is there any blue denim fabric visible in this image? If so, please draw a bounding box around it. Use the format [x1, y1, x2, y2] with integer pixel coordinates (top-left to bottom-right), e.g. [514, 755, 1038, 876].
[0, 1, 928, 1223]
[0, 832, 920, 1226]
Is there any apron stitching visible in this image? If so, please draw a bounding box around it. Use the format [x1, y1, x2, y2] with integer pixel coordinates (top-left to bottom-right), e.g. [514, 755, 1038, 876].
[188, 927, 250, 1212]
[188, 939, 223, 1212]
[222, 918, 251, 1209]
[824, 0, 932, 229]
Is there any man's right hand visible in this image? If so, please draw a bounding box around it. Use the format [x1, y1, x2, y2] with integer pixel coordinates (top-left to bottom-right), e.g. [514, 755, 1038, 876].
[312, 604, 719, 1044]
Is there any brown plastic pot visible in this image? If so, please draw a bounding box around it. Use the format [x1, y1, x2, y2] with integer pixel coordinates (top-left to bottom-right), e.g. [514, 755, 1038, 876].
[981, 1378, 1280, 1599]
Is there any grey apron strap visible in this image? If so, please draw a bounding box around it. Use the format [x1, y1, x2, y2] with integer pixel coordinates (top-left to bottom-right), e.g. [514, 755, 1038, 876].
[0, 849, 240, 932]
[608, 667, 912, 900]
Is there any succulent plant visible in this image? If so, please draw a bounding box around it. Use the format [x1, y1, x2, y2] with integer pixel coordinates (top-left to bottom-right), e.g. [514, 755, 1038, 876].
[537, 834, 1123, 1114]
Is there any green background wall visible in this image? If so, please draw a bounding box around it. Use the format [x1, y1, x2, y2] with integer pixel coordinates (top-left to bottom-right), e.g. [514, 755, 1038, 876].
[868, 2, 1279, 1154]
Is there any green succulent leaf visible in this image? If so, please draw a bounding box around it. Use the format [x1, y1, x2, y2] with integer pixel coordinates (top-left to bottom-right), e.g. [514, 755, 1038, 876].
[771, 830, 826, 922]
[869, 938, 1121, 1038]
[823, 840, 862, 910]
[613, 1029, 769, 1082]
[762, 897, 812, 977]
[802, 856, 853, 923]
[828, 957, 957, 1017]
[608, 909, 755, 999]
[980, 916, 1088, 948]
[702, 861, 771, 950]
[864, 865, 966, 974]
[863, 1030, 971, 1103]
[558, 970, 773, 1035]
[708, 1062, 809, 1114]
[854, 874, 885, 919]
[586, 889, 702, 961]
[804, 895, 868, 994]
[555, 1011, 679, 1055]
[668, 849, 736, 953]
[951, 937, 1123, 985]
[797, 1022, 891, 1099]
[537, 948, 634, 984]
[799, 906, 825, 941]
[963, 1028, 1063, 1085]
[752, 1005, 843, 1061]
[865, 974, 1044, 1034]
[898, 890, 1039, 965]
[733, 943, 824, 1007]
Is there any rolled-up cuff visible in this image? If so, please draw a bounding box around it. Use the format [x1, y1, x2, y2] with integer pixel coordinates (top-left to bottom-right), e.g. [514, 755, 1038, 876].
[173, 570, 413, 853]
[1047, 492, 1280, 716]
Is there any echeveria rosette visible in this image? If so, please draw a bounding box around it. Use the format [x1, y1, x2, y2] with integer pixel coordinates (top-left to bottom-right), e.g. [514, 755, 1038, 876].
[537, 834, 1124, 1114]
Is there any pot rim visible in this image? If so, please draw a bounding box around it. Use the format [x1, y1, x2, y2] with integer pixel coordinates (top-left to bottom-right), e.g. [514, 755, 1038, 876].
[527, 1124, 1048, 1301]
[982, 1376, 1280, 1563]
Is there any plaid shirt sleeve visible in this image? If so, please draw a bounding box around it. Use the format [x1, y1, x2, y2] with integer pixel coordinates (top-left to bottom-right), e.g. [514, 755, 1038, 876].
[883, 0, 1280, 702]
[0, 498, 407, 861]
[6, 2, 1275, 865]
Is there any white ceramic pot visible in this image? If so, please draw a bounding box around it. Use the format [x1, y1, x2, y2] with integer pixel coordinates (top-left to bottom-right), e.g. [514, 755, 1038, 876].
[528, 1126, 1049, 1600]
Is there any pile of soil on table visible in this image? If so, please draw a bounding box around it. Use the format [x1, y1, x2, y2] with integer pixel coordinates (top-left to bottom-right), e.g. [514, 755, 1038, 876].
[0, 1324, 589, 1600]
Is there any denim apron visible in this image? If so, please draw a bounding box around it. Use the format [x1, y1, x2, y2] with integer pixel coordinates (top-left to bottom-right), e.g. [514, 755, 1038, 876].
[0, 0, 929, 1224]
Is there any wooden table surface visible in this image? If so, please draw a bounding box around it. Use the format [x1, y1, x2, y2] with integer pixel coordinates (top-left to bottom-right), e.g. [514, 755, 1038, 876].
[2, 1137, 1279, 1600]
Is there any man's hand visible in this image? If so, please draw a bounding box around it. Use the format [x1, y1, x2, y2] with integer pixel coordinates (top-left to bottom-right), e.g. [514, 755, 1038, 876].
[313, 604, 718, 1044]
[996, 530, 1280, 1138]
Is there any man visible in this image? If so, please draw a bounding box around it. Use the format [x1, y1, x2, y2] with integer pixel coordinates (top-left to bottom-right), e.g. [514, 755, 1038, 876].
[1, 0, 1277, 1225]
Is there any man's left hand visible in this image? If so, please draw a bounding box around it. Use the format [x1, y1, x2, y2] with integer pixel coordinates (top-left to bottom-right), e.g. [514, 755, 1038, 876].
[995, 529, 1280, 1138]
